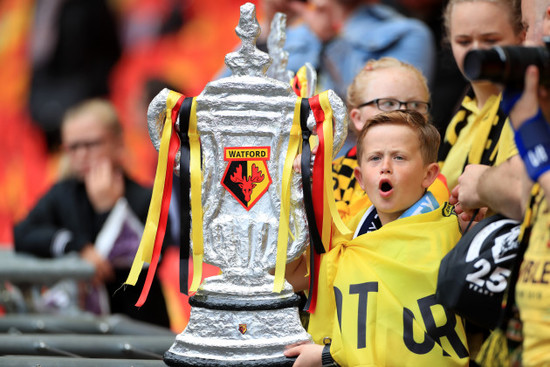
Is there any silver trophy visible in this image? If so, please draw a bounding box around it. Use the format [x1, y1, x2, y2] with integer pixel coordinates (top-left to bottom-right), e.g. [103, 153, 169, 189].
[147, 3, 347, 366]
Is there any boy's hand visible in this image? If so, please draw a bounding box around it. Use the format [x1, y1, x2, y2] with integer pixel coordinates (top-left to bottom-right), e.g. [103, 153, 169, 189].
[284, 342, 323, 367]
[85, 158, 124, 213]
[294, 145, 318, 173]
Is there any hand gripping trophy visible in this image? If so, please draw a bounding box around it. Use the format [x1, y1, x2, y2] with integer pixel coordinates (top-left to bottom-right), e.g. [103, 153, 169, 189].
[125, 3, 348, 366]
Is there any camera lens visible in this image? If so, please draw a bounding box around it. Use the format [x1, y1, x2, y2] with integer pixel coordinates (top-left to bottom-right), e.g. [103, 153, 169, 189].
[464, 45, 550, 89]
[464, 47, 508, 81]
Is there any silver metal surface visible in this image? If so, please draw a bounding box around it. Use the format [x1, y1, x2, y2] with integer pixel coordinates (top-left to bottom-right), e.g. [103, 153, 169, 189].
[266, 13, 294, 83]
[146, 3, 349, 365]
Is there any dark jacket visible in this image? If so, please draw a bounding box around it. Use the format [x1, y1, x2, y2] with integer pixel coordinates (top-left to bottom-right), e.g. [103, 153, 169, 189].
[14, 176, 170, 327]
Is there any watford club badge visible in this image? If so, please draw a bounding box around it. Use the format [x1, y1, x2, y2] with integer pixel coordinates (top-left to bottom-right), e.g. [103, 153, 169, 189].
[238, 323, 247, 335]
[221, 147, 272, 211]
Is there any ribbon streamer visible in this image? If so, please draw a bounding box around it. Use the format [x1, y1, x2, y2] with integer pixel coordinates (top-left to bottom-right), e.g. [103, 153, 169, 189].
[305, 91, 351, 313]
[188, 98, 204, 294]
[125, 91, 184, 307]
[273, 97, 303, 293]
[178, 97, 194, 295]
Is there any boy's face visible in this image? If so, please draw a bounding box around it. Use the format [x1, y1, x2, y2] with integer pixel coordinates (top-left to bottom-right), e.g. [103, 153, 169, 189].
[354, 123, 438, 225]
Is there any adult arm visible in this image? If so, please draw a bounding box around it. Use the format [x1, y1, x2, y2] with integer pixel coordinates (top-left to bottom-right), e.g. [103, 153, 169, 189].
[13, 184, 89, 258]
[506, 65, 550, 207]
[477, 156, 528, 220]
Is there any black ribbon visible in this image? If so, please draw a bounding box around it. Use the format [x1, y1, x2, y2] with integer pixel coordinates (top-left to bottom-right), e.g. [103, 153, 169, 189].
[299, 98, 325, 311]
[178, 97, 194, 295]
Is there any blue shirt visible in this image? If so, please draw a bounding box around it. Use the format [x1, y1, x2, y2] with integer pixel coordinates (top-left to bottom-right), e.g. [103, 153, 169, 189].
[285, 4, 436, 98]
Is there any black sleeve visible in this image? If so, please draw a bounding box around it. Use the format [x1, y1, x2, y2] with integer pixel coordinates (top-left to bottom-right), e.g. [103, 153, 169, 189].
[125, 178, 174, 252]
[13, 184, 89, 257]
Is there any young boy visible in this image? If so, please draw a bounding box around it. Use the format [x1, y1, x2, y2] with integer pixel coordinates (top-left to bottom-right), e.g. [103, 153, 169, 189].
[285, 110, 469, 366]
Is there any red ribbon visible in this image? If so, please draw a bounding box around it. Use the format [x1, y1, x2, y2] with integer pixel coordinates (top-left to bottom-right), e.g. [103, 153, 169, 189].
[135, 95, 184, 307]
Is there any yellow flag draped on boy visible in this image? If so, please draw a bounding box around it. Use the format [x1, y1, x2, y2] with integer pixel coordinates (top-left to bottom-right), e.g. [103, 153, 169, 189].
[309, 204, 469, 366]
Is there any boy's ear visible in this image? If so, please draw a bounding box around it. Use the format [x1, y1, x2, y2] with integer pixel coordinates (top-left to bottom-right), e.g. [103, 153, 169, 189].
[354, 165, 366, 192]
[349, 108, 364, 134]
[422, 162, 440, 189]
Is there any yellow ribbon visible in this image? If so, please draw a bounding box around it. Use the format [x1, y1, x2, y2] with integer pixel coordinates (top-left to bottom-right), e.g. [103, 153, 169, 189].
[295, 66, 309, 98]
[188, 98, 204, 293]
[125, 91, 181, 286]
[273, 97, 303, 292]
[319, 92, 351, 243]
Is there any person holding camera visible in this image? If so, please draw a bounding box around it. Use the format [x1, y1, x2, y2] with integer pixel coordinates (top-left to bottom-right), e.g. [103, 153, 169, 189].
[437, 0, 525, 359]
[438, 0, 524, 201]
[445, 0, 550, 364]
[486, 1, 550, 364]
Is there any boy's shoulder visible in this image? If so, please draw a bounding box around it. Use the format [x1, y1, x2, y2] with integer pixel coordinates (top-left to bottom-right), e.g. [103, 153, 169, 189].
[349, 201, 456, 233]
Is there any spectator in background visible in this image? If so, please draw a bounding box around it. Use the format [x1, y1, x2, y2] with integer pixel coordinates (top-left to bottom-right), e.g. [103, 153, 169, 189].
[29, 0, 121, 151]
[449, 0, 550, 363]
[271, 0, 436, 99]
[14, 99, 170, 328]
[381, 0, 470, 135]
[437, 0, 525, 359]
[332, 57, 450, 221]
[438, 0, 524, 196]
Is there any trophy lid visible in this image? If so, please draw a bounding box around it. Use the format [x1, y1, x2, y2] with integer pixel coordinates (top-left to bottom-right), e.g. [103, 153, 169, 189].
[225, 2, 272, 77]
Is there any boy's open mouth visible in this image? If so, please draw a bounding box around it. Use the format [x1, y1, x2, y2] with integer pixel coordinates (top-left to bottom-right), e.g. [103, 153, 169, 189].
[379, 179, 393, 194]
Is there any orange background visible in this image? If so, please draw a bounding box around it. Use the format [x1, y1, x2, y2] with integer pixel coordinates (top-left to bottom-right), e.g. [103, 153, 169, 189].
[0, 0, 262, 331]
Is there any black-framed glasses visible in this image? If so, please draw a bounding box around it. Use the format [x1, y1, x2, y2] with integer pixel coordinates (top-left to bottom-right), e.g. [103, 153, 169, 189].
[64, 137, 106, 154]
[357, 98, 430, 114]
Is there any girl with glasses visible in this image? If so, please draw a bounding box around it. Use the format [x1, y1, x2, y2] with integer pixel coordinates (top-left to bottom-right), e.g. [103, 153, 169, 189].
[333, 57, 449, 221]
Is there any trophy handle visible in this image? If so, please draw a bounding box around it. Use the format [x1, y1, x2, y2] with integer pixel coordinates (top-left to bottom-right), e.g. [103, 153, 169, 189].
[147, 88, 182, 175]
[147, 88, 172, 152]
[306, 89, 348, 158]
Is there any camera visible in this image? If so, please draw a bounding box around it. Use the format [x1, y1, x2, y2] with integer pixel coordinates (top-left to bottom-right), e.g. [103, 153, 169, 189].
[463, 36, 550, 90]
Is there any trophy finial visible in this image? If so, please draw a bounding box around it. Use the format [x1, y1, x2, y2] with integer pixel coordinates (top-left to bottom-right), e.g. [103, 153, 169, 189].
[266, 12, 294, 82]
[225, 2, 272, 76]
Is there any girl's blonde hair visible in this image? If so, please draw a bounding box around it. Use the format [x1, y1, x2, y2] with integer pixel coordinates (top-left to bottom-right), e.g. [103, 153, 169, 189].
[443, 0, 524, 42]
[62, 99, 122, 139]
[346, 57, 430, 113]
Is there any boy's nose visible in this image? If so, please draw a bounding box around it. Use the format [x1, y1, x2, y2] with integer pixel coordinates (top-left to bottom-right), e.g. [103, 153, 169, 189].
[380, 158, 392, 173]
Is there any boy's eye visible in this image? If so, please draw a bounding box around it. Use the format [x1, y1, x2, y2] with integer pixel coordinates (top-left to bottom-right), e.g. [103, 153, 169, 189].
[368, 156, 381, 162]
[394, 155, 405, 161]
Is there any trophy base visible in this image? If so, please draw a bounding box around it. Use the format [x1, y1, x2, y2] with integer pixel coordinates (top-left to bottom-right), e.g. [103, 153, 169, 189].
[164, 352, 296, 367]
[163, 276, 311, 367]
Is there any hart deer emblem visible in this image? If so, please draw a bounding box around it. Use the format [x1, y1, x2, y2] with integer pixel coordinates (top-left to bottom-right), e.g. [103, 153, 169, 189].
[221, 147, 272, 210]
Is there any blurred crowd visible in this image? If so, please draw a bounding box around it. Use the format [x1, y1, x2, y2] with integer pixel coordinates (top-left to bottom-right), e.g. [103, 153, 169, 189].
[0, 0, 461, 333]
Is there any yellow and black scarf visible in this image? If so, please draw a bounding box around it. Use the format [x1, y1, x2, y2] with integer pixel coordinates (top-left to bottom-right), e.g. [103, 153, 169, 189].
[438, 89, 508, 170]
